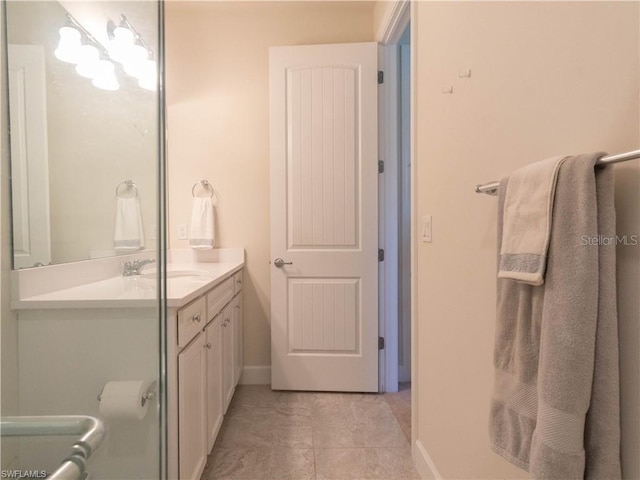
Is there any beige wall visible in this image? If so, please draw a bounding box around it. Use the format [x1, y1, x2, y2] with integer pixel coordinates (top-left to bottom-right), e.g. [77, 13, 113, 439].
[413, 2, 639, 479]
[372, 0, 392, 39]
[165, 1, 375, 368]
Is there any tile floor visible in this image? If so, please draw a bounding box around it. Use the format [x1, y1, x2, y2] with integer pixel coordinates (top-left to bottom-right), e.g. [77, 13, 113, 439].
[201, 384, 417, 480]
[382, 382, 411, 442]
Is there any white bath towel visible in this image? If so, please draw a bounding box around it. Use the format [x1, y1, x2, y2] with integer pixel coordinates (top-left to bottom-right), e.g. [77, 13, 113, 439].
[114, 197, 144, 251]
[189, 197, 215, 250]
[498, 155, 568, 285]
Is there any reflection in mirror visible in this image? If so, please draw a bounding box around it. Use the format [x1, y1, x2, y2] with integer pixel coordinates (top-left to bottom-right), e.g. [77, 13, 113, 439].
[6, 1, 159, 268]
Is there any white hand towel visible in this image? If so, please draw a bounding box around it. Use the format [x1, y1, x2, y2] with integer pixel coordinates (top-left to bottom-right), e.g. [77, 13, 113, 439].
[189, 197, 215, 250]
[114, 197, 145, 251]
[498, 155, 568, 285]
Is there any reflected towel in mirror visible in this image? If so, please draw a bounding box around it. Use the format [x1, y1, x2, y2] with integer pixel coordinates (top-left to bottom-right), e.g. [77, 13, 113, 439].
[114, 197, 145, 251]
[189, 197, 215, 250]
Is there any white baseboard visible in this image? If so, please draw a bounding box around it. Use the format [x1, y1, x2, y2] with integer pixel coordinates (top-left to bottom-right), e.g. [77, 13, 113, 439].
[414, 439, 442, 480]
[239, 365, 271, 385]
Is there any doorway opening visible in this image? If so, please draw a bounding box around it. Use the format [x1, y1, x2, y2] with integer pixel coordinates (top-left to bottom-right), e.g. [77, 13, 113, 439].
[378, 13, 412, 446]
[397, 24, 411, 388]
[379, 2, 411, 396]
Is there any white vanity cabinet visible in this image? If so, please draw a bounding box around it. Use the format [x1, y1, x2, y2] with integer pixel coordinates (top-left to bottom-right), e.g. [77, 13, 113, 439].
[169, 266, 244, 480]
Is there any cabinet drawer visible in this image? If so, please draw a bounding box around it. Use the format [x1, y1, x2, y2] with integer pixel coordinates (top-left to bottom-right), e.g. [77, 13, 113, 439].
[178, 296, 206, 349]
[207, 277, 234, 322]
[233, 270, 243, 295]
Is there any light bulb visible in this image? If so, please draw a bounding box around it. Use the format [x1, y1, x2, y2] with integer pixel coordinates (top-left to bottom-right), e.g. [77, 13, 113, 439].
[54, 26, 82, 63]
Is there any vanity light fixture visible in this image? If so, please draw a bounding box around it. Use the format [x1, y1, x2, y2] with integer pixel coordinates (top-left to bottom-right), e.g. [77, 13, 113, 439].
[54, 13, 120, 91]
[108, 15, 157, 91]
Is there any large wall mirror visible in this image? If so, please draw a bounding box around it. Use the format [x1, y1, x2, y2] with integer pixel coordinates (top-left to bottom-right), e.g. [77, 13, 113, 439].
[5, 1, 160, 268]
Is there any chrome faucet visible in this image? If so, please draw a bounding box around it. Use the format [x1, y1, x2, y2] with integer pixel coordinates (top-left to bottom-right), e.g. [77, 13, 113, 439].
[122, 258, 156, 276]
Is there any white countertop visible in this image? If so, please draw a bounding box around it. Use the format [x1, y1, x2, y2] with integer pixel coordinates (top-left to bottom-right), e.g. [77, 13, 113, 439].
[11, 248, 244, 310]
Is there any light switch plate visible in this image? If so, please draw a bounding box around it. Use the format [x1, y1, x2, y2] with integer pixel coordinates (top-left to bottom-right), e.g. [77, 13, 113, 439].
[421, 215, 432, 242]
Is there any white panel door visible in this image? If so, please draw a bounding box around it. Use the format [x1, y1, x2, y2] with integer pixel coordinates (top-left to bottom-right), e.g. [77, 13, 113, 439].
[270, 42, 378, 392]
[8, 44, 51, 269]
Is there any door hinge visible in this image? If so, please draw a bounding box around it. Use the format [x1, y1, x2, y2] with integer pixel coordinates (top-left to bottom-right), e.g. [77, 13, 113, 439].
[378, 160, 384, 174]
[378, 337, 385, 350]
[378, 249, 384, 262]
[378, 71, 384, 84]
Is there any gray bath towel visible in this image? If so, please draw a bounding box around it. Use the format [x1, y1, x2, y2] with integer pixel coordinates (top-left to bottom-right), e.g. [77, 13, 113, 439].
[490, 153, 621, 479]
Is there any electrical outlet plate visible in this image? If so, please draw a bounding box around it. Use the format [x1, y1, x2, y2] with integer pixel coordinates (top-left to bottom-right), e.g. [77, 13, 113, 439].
[177, 224, 187, 240]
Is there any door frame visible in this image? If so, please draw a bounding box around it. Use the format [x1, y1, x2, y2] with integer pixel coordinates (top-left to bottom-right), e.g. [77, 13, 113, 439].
[376, 0, 415, 461]
[376, 0, 410, 393]
[7, 44, 51, 269]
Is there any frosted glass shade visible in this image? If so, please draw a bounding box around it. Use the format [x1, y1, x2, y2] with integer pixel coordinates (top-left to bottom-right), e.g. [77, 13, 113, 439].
[122, 45, 150, 77]
[108, 26, 135, 63]
[54, 26, 82, 63]
[74, 45, 101, 78]
[92, 61, 119, 91]
[137, 60, 157, 91]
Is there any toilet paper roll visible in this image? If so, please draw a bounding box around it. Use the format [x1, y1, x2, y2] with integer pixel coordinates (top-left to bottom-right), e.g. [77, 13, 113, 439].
[99, 380, 151, 420]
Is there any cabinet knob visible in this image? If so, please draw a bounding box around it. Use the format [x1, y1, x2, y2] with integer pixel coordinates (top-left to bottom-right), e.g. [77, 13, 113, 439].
[193, 313, 201, 323]
[205, 342, 212, 349]
[235, 305, 240, 310]
[237, 279, 242, 284]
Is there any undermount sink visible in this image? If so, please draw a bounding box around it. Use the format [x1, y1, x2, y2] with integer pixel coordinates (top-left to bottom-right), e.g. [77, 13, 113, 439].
[139, 270, 210, 279]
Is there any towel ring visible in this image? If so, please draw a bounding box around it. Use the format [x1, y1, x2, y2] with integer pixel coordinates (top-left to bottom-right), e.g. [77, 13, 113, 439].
[192, 179, 215, 199]
[116, 180, 138, 198]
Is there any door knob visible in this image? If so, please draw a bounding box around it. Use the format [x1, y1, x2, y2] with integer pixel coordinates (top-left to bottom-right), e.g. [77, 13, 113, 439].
[273, 258, 293, 268]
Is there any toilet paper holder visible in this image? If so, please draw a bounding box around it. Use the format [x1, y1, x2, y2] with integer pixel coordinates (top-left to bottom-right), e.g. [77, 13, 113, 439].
[97, 381, 157, 407]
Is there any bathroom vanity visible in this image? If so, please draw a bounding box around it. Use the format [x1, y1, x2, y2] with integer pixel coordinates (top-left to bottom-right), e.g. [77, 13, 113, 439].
[11, 248, 244, 480]
[168, 254, 244, 480]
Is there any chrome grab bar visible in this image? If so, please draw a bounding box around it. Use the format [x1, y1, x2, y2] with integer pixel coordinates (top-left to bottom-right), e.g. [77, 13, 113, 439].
[0, 415, 105, 480]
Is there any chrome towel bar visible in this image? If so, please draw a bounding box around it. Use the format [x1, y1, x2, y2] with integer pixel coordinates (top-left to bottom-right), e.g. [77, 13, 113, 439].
[475, 149, 640, 195]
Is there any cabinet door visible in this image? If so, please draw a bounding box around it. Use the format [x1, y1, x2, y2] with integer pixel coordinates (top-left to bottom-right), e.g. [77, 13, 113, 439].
[222, 303, 235, 412]
[233, 293, 243, 384]
[178, 333, 207, 480]
[205, 318, 223, 452]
